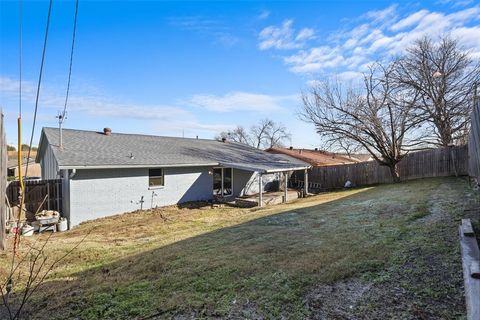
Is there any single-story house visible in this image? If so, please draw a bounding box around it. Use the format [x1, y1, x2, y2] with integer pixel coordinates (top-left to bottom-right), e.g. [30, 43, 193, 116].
[36, 127, 311, 227]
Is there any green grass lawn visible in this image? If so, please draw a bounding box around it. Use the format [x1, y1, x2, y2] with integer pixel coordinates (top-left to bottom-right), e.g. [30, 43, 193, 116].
[1, 177, 478, 319]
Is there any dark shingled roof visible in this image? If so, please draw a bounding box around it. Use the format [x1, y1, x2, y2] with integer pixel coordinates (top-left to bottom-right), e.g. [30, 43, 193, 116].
[38, 128, 310, 173]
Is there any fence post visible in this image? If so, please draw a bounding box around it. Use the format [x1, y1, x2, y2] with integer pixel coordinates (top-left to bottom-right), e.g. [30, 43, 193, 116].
[468, 95, 480, 181]
[0, 112, 6, 250]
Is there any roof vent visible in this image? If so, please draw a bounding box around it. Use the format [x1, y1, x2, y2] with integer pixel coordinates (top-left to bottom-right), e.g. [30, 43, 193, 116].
[103, 127, 112, 136]
[221, 137, 227, 143]
[289, 146, 293, 150]
[314, 148, 318, 151]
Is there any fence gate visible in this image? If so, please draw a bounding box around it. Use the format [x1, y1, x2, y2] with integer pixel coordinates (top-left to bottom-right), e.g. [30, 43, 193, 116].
[6, 179, 62, 221]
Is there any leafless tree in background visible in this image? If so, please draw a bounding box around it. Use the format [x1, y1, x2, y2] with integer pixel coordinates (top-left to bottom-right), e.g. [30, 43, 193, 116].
[265, 121, 291, 149]
[394, 36, 480, 146]
[216, 119, 291, 149]
[320, 138, 363, 158]
[216, 126, 251, 145]
[300, 63, 428, 181]
[251, 119, 274, 149]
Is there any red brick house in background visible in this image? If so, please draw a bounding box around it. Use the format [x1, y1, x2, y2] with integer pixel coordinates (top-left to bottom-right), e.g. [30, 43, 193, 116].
[266, 147, 372, 167]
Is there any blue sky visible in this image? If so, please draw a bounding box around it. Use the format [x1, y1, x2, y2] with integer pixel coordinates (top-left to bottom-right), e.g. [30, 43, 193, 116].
[1, 0, 479, 148]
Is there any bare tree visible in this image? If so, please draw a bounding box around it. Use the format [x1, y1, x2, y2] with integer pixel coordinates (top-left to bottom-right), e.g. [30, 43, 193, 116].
[394, 36, 480, 146]
[250, 119, 273, 149]
[216, 119, 291, 149]
[300, 63, 427, 182]
[320, 138, 363, 158]
[216, 126, 251, 145]
[0, 231, 91, 319]
[265, 121, 291, 148]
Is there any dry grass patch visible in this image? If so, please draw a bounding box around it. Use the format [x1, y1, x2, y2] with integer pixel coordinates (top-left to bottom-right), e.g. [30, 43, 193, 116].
[0, 177, 474, 319]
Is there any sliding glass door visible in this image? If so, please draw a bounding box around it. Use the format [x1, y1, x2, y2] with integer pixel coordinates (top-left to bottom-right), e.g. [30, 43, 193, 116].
[213, 167, 233, 197]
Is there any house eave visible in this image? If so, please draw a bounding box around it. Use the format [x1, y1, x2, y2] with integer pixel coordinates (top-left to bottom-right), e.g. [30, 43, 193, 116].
[217, 162, 312, 174]
[58, 162, 220, 170]
[263, 166, 312, 173]
[58, 163, 312, 173]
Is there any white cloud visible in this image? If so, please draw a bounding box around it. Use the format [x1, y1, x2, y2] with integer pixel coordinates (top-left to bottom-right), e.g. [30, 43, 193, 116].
[451, 26, 480, 49]
[258, 19, 315, 50]
[437, 0, 474, 8]
[306, 79, 322, 87]
[337, 71, 363, 81]
[363, 4, 398, 23]
[189, 91, 296, 112]
[284, 46, 344, 73]
[390, 10, 430, 31]
[0, 77, 36, 98]
[168, 16, 239, 47]
[258, 10, 270, 20]
[68, 96, 192, 121]
[0, 76, 227, 141]
[263, 4, 480, 78]
[296, 28, 315, 42]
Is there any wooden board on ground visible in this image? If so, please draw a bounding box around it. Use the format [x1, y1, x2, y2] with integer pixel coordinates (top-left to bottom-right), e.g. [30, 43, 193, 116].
[459, 219, 480, 320]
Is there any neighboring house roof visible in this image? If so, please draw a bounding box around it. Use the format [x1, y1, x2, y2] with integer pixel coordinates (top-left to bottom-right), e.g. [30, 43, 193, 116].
[37, 128, 311, 173]
[7, 158, 36, 169]
[265, 147, 362, 167]
[8, 150, 37, 158]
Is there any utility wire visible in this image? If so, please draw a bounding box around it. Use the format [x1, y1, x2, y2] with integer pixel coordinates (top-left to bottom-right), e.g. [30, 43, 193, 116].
[25, 0, 53, 178]
[19, 0, 22, 117]
[61, 0, 79, 121]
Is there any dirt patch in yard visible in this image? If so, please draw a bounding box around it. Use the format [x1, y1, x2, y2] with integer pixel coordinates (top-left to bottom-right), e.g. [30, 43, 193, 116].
[417, 182, 457, 225]
[305, 278, 372, 319]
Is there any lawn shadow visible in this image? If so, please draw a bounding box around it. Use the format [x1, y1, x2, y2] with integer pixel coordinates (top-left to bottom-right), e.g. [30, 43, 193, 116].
[12, 179, 457, 319]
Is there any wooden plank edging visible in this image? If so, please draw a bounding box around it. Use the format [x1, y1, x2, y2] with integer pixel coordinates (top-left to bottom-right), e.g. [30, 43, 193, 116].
[463, 219, 476, 237]
[459, 219, 480, 320]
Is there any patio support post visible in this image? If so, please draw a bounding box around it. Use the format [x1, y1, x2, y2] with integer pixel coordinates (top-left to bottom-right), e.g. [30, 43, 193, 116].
[258, 173, 263, 207]
[304, 169, 309, 196]
[284, 171, 288, 203]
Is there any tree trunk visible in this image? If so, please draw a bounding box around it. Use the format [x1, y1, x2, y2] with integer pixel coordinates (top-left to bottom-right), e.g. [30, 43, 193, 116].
[438, 122, 453, 147]
[389, 163, 401, 183]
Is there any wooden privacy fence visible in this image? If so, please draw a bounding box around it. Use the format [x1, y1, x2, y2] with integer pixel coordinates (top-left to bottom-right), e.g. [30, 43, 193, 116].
[468, 96, 480, 180]
[295, 145, 468, 191]
[6, 179, 62, 221]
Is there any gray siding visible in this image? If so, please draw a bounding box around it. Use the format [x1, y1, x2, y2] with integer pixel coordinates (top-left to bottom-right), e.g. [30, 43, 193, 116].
[68, 166, 213, 226]
[40, 145, 59, 179]
[232, 169, 280, 196]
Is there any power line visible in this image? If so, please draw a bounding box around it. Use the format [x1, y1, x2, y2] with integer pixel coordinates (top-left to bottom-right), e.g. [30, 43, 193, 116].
[61, 0, 79, 121]
[25, 0, 53, 178]
[19, 0, 22, 117]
